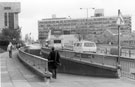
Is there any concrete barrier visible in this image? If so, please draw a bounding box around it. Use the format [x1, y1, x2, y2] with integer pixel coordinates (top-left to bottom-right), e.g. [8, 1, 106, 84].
[17, 47, 52, 81]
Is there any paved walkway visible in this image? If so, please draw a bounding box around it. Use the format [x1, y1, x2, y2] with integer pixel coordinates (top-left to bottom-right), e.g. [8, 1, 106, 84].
[1, 51, 135, 87]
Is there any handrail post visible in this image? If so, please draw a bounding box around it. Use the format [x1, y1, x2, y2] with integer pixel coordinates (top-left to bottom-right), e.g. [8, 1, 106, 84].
[45, 60, 48, 73]
[90, 54, 93, 63]
[102, 55, 104, 65]
[80, 53, 81, 61]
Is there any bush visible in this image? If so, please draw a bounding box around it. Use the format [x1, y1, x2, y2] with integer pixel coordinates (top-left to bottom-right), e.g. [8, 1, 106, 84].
[110, 48, 119, 55]
[0, 48, 5, 53]
[0, 40, 9, 51]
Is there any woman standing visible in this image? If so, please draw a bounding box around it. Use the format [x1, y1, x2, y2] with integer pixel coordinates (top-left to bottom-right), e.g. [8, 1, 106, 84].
[7, 42, 13, 58]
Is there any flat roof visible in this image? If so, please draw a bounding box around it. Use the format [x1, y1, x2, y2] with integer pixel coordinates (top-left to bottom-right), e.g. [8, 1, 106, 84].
[0, 2, 21, 13]
[39, 15, 131, 22]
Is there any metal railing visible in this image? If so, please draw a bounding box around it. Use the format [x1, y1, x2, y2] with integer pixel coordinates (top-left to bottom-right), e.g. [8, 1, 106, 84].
[97, 47, 135, 58]
[18, 47, 52, 79]
[120, 57, 135, 79]
[121, 50, 135, 58]
[42, 47, 135, 80]
[59, 49, 118, 68]
[42, 47, 117, 68]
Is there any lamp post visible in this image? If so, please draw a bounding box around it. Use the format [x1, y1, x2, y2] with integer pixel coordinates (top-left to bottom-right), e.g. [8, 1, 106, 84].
[80, 8, 95, 40]
[68, 16, 71, 19]
[80, 8, 95, 19]
[68, 16, 72, 34]
[116, 9, 125, 77]
[116, 9, 125, 65]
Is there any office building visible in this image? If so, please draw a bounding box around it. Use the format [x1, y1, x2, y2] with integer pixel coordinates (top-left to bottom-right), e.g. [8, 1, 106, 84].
[38, 15, 131, 41]
[94, 9, 104, 17]
[0, 2, 21, 33]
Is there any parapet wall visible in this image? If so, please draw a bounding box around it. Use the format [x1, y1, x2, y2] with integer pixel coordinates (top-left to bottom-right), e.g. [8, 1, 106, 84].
[17, 47, 52, 81]
[41, 47, 119, 78]
[41, 47, 135, 79]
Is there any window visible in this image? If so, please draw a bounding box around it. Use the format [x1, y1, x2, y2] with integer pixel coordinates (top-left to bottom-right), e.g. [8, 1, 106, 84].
[4, 7, 11, 10]
[51, 30, 62, 35]
[8, 13, 14, 28]
[75, 43, 82, 47]
[4, 13, 7, 26]
[54, 40, 61, 44]
[84, 43, 95, 47]
[39, 25, 44, 27]
[63, 30, 70, 35]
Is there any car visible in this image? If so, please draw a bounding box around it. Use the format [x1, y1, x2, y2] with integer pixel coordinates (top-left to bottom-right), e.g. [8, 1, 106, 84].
[73, 40, 97, 53]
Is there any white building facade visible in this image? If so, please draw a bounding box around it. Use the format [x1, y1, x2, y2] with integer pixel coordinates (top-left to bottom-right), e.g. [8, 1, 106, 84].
[38, 15, 131, 41]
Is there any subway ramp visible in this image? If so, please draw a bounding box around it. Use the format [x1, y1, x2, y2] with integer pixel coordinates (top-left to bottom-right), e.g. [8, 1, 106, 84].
[1, 50, 135, 87]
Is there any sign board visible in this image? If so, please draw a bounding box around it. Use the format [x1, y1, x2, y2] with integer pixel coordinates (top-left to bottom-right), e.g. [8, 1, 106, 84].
[51, 29, 62, 35]
[116, 10, 125, 25]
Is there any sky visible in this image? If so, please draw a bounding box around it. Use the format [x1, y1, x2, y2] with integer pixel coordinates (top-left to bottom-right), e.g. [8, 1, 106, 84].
[1, 0, 135, 40]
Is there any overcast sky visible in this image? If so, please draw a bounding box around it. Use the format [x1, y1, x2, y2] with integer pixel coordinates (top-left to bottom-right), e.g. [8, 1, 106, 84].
[1, 0, 135, 40]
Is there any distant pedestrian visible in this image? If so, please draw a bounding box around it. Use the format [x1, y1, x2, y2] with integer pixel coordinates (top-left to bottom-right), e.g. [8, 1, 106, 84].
[47, 47, 61, 79]
[7, 42, 13, 58]
[16, 43, 21, 49]
[45, 42, 48, 47]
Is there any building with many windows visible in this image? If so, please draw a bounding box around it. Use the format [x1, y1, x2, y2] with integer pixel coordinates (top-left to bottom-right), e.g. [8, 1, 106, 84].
[38, 15, 131, 43]
[0, 2, 21, 33]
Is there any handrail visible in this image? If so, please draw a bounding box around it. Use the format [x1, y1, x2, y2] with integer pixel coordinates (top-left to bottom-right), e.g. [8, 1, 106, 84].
[42, 47, 118, 67]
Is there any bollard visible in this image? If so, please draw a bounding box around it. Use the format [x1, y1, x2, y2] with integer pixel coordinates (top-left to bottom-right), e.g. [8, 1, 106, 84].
[117, 64, 121, 78]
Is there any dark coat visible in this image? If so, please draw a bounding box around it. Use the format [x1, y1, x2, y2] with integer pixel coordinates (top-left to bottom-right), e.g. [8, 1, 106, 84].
[47, 50, 60, 69]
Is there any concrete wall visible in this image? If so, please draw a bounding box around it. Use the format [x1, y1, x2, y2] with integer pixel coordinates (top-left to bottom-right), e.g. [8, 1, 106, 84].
[58, 57, 118, 78]
[39, 48, 118, 78]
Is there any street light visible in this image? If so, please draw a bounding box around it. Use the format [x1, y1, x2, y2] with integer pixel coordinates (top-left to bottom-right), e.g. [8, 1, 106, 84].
[68, 16, 71, 34]
[68, 16, 71, 19]
[80, 8, 95, 40]
[80, 8, 95, 18]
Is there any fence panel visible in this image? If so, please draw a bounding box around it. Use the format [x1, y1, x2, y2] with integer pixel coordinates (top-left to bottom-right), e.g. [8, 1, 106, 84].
[120, 57, 135, 80]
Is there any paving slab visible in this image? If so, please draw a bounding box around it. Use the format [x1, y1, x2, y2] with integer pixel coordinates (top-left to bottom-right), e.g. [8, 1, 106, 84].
[12, 80, 31, 87]
[1, 72, 11, 83]
[1, 82, 14, 87]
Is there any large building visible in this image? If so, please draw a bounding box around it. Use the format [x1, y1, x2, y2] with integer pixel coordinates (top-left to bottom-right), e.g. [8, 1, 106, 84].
[38, 15, 131, 42]
[0, 2, 21, 33]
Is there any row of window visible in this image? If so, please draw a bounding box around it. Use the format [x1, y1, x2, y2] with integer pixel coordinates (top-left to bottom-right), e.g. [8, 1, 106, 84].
[4, 7, 11, 10]
[4, 12, 14, 28]
[39, 25, 131, 31]
[39, 16, 131, 24]
[39, 19, 130, 28]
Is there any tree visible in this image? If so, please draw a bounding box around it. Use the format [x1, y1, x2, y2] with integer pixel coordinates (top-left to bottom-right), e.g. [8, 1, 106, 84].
[1, 27, 21, 43]
[75, 29, 88, 41]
